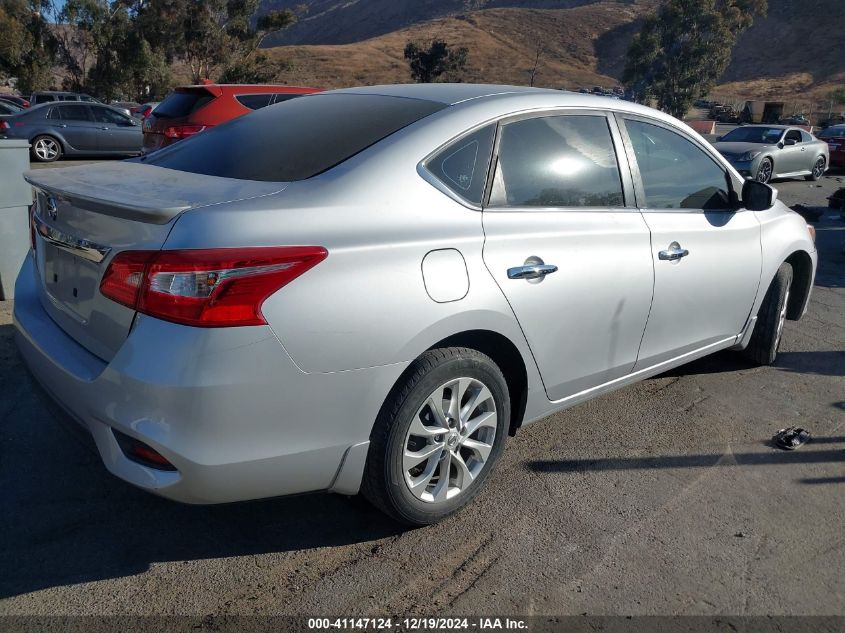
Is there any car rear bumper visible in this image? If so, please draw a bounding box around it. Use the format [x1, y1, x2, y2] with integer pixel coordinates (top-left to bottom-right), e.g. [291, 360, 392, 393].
[14, 253, 400, 503]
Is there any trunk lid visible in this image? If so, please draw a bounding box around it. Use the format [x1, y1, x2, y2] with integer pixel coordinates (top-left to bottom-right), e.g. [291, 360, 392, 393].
[25, 162, 287, 361]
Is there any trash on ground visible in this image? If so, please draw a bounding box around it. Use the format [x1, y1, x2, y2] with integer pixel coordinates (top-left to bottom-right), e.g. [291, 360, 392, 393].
[772, 426, 811, 450]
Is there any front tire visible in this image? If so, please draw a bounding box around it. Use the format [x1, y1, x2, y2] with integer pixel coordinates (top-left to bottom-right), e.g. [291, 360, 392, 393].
[805, 156, 825, 181]
[362, 347, 509, 526]
[756, 158, 773, 184]
[742, 263, 793, 366]
[31, 135, 62, 162]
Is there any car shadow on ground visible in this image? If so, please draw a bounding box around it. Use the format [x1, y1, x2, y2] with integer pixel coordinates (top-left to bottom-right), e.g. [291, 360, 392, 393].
[655, 349, 845, 378]
[0, 322, 406, 599]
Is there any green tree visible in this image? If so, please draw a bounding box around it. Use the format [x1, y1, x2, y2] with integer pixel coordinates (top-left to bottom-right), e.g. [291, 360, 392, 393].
[623, 0, 767, 118]
[404, 39, 468, 83]
[0, 0, 55, 93]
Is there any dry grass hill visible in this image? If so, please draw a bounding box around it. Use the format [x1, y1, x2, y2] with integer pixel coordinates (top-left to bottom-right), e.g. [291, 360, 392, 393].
[259, 0, 844, 104]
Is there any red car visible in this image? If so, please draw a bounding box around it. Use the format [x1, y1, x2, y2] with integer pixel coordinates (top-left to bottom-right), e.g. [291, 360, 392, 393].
[818, 124, 845, 169]
[142, 84, 321, 153]
[0, 93, 30, 108]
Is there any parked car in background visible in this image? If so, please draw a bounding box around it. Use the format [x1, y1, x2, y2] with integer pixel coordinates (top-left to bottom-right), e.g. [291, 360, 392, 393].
[817, 124, 845, 168]
[818, 114, 845, 129]
[15, 85, 816, 525]
[779, 114, 809, 126]
[713, 125, 829, 183]
[141, 83, 321, 153]
[0, 102, 141, 162]
[110, 101, 139, 117]
[131, 102, 159, 119]
[30, 91, 100, 106]
[0, 93, 30, 108]
[0, 100, 23, 117]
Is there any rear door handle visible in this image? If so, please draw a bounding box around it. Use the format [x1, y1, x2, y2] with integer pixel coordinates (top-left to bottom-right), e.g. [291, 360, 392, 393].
[658, 241, 689, 261]
[100, 126, 110, 130]
[507, 264, 558, 280]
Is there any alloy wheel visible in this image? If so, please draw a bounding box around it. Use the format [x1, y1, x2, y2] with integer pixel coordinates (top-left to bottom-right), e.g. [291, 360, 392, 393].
[403, 377, 497, 504]
[756, 160, 772, 183]
[774, 287, 790, 351]
[812, 157, 825, 179]
[34, 138, 59, 161]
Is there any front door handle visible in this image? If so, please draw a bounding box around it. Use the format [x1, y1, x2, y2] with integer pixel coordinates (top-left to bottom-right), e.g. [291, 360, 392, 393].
[658, 241, 689, 261]
[100, 126, 110, 130]
[507, 263, 558, 280]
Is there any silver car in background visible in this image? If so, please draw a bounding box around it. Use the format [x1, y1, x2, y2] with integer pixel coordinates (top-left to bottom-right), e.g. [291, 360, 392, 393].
[14, 85, 817, 525]
[712, 124, 829, 184]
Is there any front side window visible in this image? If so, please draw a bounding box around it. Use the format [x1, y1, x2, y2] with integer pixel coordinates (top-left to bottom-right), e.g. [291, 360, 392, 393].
[785, 129, 802, 143]
[488, 114, 624, 208]
[425, 125, 495, 205]
[92, 106, 133, 126]
[625, 119, 730, 210]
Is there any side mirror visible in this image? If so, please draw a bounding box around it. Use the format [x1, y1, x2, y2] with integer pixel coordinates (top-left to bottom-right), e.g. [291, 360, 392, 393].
[784, 138, 797, 146]
[742, 179, 777, 211]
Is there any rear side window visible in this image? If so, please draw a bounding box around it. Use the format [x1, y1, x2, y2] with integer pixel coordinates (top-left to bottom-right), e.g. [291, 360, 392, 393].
[489, 115, 624, 208]
[153, 90, 215, 118]
[143, 94, 447, 182]
[625, 118, 729, 210]
[800, 130, 814, 142]
[235, 94, 274, 110]
[425, 125, 495, 205]
[51, 105, 93, 121]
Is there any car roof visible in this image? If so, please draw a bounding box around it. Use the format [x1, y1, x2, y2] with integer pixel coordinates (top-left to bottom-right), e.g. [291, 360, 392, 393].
[327, 83, 557, 105]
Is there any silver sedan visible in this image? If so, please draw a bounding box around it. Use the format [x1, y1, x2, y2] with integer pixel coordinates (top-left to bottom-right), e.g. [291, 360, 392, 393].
[712, 124, 829, 183]
[14, 85, 817, 525]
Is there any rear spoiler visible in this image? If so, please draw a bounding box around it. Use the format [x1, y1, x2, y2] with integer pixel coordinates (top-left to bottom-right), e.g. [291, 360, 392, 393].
[24, 164, 190, 224]
[24, 162, 289, 225]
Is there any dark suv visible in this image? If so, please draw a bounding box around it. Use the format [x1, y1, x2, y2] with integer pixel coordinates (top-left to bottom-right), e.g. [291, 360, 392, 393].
[30, 91, 101, 106]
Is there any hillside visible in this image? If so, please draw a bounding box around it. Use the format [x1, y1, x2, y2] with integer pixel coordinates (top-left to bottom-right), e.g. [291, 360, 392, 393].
[260, 0, 844, 103]
[261, 0, 647, 46]
[267, 3, 653, 91]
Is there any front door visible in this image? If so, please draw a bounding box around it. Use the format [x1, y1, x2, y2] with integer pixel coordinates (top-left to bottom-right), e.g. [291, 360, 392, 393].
[618, 116, 762, 369]
[779, 128, 807, 174]
[90, 105, 141, 152]
[482, 112, 654, 401]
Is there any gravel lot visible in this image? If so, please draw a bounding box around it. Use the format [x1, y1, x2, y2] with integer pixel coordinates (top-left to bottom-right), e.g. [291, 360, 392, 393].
[0, 169, 843, 620]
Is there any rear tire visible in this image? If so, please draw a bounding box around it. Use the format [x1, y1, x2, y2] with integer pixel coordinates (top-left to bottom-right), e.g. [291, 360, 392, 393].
[742, 263, 793, 366]
[362, 347, 509, 526]
[805, 156, 825, 181]
[31, 135, 62, 162]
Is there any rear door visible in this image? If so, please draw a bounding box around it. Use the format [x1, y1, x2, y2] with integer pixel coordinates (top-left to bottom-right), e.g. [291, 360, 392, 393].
[48, 104, 100, 151]
[481, 111, 654, 401]
[90, 105, 142, 152]
[617, 115, 761, 369]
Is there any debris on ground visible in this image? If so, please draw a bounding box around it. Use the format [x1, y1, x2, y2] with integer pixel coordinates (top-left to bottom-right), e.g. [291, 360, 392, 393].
[773, 427, 811, 450]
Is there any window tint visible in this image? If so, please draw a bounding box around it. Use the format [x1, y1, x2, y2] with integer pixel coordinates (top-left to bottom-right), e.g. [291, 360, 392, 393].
[53, 104, 93, 122]
[625, 119, 730, 210]
[236, 94, 274, 110]
[785, 129, 802, 143]
[488, 115, 624, 208]
[91, 105, 132, 126]
[426, 125, 495, 205]
[153, 90, 215, 118]
[142, 94, 446, 182]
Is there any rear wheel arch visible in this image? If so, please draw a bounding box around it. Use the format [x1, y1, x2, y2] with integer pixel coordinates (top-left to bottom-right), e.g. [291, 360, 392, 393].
[783, 250, 813, 320]
[376, 330, 529, 439]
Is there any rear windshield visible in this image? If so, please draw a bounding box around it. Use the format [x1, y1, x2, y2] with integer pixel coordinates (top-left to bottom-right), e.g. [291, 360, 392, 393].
[153, 90, 215, 118]
[142, 93, 447, 182]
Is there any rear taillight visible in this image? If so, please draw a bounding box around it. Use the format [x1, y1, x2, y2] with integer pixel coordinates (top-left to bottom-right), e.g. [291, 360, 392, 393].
[0, 121, 9, 130]
[163, 124, 207, 139]
[100, 246, 328, 327]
